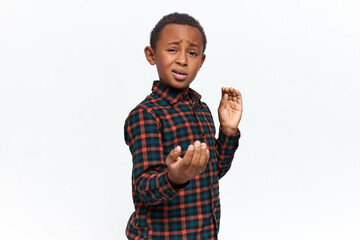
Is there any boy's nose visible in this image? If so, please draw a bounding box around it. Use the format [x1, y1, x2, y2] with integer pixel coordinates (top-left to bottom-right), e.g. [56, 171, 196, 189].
[176, 52, 187, 66]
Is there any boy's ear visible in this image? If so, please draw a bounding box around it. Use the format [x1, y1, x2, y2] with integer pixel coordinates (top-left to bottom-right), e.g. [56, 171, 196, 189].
[144, 46, 156, 65]
[199, 53, 206, 69]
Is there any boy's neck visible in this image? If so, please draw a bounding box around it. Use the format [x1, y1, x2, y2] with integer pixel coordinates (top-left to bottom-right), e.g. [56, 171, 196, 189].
[159, 80, 190, 94]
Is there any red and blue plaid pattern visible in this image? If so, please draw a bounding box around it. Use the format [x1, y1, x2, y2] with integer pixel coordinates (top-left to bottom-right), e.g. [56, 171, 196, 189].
[124, 81, 240, 239]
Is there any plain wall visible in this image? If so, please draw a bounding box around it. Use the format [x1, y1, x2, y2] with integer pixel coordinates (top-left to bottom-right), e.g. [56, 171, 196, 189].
[1, 0, 359, 239]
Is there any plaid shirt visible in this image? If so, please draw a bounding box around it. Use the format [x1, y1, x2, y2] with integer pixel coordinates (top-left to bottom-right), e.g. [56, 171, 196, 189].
[124, 81, 240, 239]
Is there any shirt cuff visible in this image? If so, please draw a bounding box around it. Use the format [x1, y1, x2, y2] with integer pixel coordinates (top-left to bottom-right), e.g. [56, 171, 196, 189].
[157, 169, 189, 200]
[218, 127, 241, 147]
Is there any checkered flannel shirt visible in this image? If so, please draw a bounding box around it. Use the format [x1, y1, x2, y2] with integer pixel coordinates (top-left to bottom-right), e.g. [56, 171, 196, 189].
[124, 81, 240, 239]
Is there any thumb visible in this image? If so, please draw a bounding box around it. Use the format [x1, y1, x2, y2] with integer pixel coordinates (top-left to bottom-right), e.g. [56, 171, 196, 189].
[165, 146, 181, 167]
[218, 90, 228, 112]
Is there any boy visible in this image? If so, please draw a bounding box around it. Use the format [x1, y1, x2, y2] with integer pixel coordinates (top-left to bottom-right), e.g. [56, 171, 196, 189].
[124, 13, 243, 239]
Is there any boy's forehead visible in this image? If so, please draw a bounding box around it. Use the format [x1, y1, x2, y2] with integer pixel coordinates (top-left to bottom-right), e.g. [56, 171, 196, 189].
[157, 24, 203, 47]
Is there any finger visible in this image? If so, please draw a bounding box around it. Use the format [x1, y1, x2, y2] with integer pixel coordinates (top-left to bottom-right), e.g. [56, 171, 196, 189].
[219, 90, 228, 111]
[221, 87, 226, 96]
[233, 89, 240, 101]
[192, 141, 202, 166]
[228, 88, 241, 103]
[234, 91, 243, 111]
[199, 149, 210, 173]
[222, 87, 234, 100]
[222, 87, 233, 97]
[197, 143, 209, 173]
[165, 145, 181, 167]
[229, 88, 237, 100]
[222, 87, 232, 95]
[181, 144, 194, 168]
[186, 140, 201, 174]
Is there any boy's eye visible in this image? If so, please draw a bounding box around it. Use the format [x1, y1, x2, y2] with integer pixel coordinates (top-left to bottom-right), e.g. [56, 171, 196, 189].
[167, 49, 177, 53]
[189, 51, 198, 56]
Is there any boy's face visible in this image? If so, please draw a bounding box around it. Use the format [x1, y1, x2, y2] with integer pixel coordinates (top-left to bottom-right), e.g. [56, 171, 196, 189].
[145, 24, 206, 93]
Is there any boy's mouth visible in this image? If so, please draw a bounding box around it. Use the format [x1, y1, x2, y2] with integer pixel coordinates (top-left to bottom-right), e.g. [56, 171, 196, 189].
[172, 69, 188, 81]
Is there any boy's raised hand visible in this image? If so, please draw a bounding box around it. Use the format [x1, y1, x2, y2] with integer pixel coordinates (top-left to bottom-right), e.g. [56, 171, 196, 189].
[218, 87, 243, 135]
[166, 141, 209, 185]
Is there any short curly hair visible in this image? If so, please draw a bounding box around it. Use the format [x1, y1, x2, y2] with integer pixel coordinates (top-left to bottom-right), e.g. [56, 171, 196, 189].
[150, 12, 207, 53]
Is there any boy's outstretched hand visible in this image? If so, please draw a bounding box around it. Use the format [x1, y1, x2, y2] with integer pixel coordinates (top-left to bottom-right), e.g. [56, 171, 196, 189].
[166, 141, 209, 185]
[218, 87, 243, 135]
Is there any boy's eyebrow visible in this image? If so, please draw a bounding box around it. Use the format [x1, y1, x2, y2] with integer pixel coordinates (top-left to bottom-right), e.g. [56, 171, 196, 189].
[167, 41, 181, 46]
[189, 42, 200, 48]
[167, 41, 200, 49]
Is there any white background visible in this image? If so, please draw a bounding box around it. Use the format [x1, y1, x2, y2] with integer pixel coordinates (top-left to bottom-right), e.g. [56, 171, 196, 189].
[1, 0, 359, 239]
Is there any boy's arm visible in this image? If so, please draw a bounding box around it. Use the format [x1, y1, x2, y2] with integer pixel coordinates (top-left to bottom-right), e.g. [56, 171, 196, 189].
[216, 87, 243, 178]
[125, 107, 209, 205]
[216, 127, 240, 178]
[125, 107, 178, 205]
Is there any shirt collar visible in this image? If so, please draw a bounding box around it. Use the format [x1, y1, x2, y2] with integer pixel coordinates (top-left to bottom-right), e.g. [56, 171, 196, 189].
[151, 81, 202, 106]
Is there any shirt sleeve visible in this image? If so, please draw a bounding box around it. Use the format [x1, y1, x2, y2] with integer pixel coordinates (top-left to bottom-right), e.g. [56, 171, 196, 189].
[124, 107, 180, 206]
[216, 126, 241, 179]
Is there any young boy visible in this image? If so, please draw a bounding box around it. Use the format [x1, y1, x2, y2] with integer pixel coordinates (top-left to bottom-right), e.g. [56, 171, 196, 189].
[124, 12, 243, 239]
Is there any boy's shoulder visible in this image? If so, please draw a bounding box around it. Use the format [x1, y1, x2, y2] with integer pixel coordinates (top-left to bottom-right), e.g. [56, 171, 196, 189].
[126, 81, 176, 116]
[129, 91, 166, 113]
[125, 91, 167, 124]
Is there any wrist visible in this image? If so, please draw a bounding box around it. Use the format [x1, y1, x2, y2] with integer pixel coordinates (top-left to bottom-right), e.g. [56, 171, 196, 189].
[220, 125, 238, 135]
[167, 170, 188, 185]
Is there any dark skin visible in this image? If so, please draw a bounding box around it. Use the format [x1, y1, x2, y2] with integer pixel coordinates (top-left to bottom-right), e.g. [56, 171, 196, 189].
[144, 24, 243, 185]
